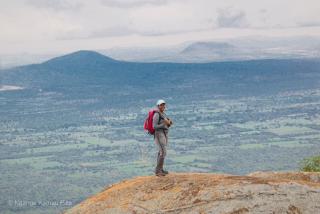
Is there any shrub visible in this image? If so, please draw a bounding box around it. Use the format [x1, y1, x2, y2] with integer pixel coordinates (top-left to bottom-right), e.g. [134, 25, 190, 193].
[300, 155, 320, 172]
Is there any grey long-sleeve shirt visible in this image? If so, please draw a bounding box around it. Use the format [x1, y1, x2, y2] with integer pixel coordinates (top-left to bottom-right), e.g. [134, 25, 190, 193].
[153, 110, 170, 131]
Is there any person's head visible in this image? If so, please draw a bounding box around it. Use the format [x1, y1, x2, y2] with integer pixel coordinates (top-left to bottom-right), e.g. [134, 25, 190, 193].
[156, 99, 166, 112]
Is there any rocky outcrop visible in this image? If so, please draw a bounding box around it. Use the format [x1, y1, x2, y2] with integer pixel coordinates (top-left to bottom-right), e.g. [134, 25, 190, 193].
[64, 172, 320, 214]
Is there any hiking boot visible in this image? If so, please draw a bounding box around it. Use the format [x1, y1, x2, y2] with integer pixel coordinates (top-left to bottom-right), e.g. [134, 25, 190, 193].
[155, 171, 166, 176]
[161, 169, 169, 174]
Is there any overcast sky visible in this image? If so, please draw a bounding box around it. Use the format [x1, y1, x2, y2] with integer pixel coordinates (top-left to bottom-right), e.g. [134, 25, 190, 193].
[1, 0, 320, 54]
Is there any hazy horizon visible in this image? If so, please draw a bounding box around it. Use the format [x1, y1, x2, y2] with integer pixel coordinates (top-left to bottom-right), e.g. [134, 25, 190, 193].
[1, 0, 320, 55]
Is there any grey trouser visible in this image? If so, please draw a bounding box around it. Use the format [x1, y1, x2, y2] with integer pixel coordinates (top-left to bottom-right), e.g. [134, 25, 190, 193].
[154, 130, 168, 158]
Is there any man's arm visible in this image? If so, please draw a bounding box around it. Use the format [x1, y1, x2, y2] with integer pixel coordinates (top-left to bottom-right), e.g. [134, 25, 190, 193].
[153, 112, 166, 130]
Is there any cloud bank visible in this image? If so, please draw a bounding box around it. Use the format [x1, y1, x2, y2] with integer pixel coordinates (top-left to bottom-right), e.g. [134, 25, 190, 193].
[0, 0, 320, 54]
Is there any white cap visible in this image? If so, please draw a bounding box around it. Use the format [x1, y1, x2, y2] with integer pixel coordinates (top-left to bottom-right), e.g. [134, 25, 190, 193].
[156, 99, 166, 106]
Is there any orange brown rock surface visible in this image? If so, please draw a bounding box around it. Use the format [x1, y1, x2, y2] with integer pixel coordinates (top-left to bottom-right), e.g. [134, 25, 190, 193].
[64, 172, 320, 214]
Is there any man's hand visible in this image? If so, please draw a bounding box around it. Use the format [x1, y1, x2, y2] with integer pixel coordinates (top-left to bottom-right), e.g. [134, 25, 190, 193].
[164, 118, 171, 126]
[164, 118, 173, 126]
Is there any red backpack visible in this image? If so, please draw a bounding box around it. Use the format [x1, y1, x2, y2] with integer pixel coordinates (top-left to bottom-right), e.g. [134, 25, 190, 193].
[144, 109, 162, 135]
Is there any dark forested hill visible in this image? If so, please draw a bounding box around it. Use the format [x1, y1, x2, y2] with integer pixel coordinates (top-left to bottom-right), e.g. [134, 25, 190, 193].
[2, 50, 320, 99]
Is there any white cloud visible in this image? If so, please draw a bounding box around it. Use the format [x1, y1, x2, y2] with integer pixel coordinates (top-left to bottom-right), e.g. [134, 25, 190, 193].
[216, 7, 248, 28]
[0, 0, 320, 54]
[100, 0, 169, 8]
[26, 0, 83, 11]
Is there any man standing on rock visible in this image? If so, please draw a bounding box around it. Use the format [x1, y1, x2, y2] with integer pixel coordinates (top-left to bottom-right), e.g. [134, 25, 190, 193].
[153, 99, 173, 176]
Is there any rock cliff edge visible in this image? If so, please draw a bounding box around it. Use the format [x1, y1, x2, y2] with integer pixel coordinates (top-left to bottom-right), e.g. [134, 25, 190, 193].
[64, 171, 320, 214]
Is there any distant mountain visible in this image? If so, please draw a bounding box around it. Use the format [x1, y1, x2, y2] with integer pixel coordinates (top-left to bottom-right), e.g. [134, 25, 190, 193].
[1, 50, 320, 99]
[181, 41, 235, 54]
[174, 41, 240, 62]
[1, 50, 126, 90]
[1, 36, 319, 68]
[41, 50, 119, 70]
[44, 50, 117, 64]
[99, 36, 320, 63]
[1, 36, 320, 68]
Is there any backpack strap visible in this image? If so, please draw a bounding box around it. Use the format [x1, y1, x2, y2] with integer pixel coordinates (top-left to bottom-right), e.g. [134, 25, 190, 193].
[155, 110, 164, 124]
